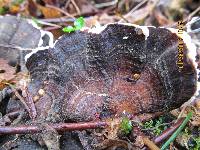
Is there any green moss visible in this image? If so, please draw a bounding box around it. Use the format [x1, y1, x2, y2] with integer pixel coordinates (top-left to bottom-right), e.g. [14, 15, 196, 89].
[142, 116, 168, 136]
[120, 117, 133, 135]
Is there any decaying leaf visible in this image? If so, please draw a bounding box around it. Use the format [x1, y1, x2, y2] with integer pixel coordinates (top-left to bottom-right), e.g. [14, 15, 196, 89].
[37, 4, 62, 18]
[0, 59, 15, 82]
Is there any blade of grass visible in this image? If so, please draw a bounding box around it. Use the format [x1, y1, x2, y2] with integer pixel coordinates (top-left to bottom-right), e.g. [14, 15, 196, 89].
[160, 111, 193, 150]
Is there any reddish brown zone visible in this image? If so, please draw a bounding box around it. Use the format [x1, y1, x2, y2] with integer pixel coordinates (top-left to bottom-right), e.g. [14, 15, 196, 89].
[63, 66, 164, 121]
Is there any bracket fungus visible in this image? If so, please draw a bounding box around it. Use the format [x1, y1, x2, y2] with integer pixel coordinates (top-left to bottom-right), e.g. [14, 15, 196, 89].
[25, 23, 199, 122]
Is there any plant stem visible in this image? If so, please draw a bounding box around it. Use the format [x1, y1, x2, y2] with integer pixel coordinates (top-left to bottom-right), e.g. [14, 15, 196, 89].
[160, 112, 193, 150]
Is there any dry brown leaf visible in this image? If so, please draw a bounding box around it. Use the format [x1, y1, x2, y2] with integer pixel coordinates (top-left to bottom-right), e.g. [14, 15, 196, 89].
[0, 59, 16, 90]
[153, 9, 173, 26]
[9, 5, 20, 13]
[0, 0, 12, 8]
[42, 0, 58, 5]
[37, 4, 62, 18]
[103, 118, 122, 140]
[0, 59, 15, 82]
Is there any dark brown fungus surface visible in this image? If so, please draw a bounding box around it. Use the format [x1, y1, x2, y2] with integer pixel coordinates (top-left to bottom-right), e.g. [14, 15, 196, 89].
[25, 24, 198, 122]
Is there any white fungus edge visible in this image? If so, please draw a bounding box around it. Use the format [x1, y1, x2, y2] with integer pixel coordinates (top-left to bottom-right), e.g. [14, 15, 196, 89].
[168, 28, 200, 104]
[24, 19, 54, 62]
[81, 23, 152, 40]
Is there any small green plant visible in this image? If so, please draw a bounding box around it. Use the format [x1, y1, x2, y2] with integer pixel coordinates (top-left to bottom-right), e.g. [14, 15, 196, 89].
[192, 137, 200, 150]
[62, 17, 85, 33]
[142, 116, 168, 136]
[183, 127, 200, 150]
[120, 117, 133, 135]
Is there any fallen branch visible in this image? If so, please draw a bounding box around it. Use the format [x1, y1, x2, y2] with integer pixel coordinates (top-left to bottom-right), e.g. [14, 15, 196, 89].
[0, 121, 108, 135]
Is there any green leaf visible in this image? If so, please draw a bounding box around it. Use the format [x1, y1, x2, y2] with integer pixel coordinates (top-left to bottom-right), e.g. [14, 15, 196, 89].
[62, 17, 85, 33]
[74, 17, 84, 30]
[120, 117, 133, 135]
[62, 26, 75, 33]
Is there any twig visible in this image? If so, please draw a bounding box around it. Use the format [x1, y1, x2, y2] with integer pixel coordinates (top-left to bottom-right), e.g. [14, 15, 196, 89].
[124, 0, 148, 17]
[4, 111, 21, 120]
[38, 10, 100, 23]
[13, 88, 36, 120]
[95, 0, 118, 8]
[23, 87, 37, 119]
[188, 6, 200, 21]
[64, 0, 71, 9]
[44, 26, 61, 31]
[0, 121, 108, 135]
[0, 110, 23, 126]
[46, 4, 75, 19]
[177, 105, 187, 119]
[34, 19, 62, 28]
[119, 0, 160, 23]
[142, 137, 160, 150]
[39, 16, 74, 23]
[70, 0, 81, 15]
[3, 84, 35, 120]
[153, 118, 185, 144]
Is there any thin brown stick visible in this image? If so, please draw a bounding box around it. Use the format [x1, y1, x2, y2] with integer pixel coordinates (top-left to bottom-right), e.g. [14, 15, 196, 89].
[64, 0, 71, 9]
[24, 87, 37, 119]
[6, 84, 36, 120]
[39, 16, 74, 23]
[142, 137, 160, 150]
[38, 10, 100, 23]
[0, 121, 108, 135]
[153, 118, 185, 144]
[119, 0, 159, 23]
[35, 20, 62, 28]
[95, 0, 118, 8]
[46, 4, 75, 19]
[44, 26, 61, 31]
[70, 0, 81, 15]
[125, 0, 148, 17]
[188, 6, 200, 21]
